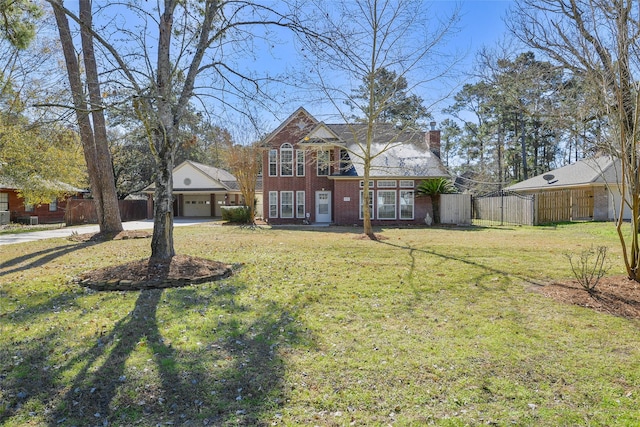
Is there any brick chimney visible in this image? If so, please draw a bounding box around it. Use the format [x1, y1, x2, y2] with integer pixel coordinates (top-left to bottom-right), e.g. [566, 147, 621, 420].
[427, 121, 441, 158]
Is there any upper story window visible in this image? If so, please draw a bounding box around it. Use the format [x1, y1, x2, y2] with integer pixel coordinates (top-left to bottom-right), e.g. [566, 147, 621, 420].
[378, 180, 397, 188]
[317, 150, 330, 176]
[280, 143, 293, 176]
[296, 150, 305, 176]
[49, 199, 58, 212]
[269, 149, 277, 176]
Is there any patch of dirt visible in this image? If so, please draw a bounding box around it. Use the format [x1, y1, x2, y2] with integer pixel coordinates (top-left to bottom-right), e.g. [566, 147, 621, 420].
[68, 230, 152, 242]
[540, 275, 640, 320]
[75, 254, 236, 291]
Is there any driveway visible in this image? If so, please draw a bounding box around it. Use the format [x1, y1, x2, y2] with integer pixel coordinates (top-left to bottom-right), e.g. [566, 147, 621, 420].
[0, 219, 218, 246]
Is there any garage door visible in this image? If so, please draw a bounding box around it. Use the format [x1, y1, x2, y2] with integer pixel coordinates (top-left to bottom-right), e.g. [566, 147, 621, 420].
[184, 195, 211, 216]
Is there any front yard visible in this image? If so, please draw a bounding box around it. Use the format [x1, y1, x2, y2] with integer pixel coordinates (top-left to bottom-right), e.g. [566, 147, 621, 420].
[1, 222, 639, 426]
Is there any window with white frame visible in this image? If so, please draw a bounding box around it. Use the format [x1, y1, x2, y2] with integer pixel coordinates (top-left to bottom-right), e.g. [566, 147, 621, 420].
[399, 190, 414, 219]
[399, 180, 414, 188]
[0, 193, 8, 211]
[280, 143, 293, 176]
[280, 191, 294, 218]
[269, 149, 277, 176]
[269, 191, 278, 217]
[317, 150, 330, 176]
[49, 198, 58, 212]
[377, 180, 397, 188]
[377, 190, 396, 219]
[296, 150, 305, 176]
[360, 190, 374, 220]
[359, 180, 374, 188]
[24, 202, 34, 212]
[296, 191, 305, 218]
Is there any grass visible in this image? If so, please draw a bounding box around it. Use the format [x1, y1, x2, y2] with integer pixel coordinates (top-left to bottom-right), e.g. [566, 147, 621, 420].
[1, 222, 639, 426]
[0, 222, 65, 235]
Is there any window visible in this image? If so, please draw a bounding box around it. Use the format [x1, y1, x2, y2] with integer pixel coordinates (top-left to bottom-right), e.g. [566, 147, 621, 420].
[269, 191, 278, 218]
[280, 143, 293, 176]
[296, 150, 305, 176]
[400, 180, 414, 188]
[25, 203, 34, 212]
[280, 191, 294, 218]
[359, 180, 374, 189]
[317, 150, 330, 176]
[360, 190, 374, 220]
[400, 190, 414, 219]
[378, 180, 397, 188]
[296, 191, 305, 218]
[49, 199, 58, 212]
[0, 193, 7, 211]
[377, 190, 396, 219]
[269, 149, 277, 176]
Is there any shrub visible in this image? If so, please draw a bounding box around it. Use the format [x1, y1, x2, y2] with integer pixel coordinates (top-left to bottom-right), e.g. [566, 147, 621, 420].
[565, 245, 610, 293]
[221, 206, 252, 224]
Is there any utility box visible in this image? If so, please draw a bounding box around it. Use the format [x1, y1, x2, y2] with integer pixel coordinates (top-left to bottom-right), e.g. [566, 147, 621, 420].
[0, 211, 8, 225]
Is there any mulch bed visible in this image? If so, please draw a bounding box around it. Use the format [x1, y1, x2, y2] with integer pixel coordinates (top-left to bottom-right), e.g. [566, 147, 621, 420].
[539, 275, 640, 320]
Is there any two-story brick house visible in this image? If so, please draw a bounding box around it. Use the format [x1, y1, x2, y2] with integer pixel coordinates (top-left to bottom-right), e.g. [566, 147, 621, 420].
[262, 107, 450, 225]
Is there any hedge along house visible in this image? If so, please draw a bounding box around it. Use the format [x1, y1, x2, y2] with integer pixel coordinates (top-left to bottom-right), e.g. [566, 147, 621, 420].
[505, 155, 631, 222]
[0, 180, 87, 225]
[261, 107, 450, 226]
[143, 160, 262, 219]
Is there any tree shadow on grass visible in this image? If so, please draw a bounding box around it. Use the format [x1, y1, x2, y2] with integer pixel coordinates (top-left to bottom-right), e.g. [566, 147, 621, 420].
[2, 273, 311, 426]
[0, 241, 100, 278]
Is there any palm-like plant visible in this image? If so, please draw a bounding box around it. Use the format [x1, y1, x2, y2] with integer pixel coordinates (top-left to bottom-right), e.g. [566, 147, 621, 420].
[416, 178, 456, 224]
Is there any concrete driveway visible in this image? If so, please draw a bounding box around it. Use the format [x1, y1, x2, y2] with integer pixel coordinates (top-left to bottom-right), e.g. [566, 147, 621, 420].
[0, 218, 217, 246]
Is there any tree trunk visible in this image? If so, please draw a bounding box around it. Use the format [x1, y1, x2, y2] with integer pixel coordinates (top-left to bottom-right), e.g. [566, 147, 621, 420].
[150, 143, 175, 260]
[432, 195, 441, 224]
[79, 0, 122, 233]
[52, 1, 122, 234]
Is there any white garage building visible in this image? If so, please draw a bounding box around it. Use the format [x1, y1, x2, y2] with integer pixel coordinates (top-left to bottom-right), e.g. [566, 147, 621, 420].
[144, 160, 263, 219]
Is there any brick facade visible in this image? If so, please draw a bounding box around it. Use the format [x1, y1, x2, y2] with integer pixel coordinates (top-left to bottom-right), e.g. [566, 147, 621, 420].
[0, 188, 85, 224]
[262, 108, 445, 226]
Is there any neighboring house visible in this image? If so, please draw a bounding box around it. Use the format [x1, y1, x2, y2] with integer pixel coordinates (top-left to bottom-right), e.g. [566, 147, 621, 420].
[143, 160, 263, 219]
[0, 181, 87, 225]
[261, 107, 449, 225]
[506, 155, 631, 221]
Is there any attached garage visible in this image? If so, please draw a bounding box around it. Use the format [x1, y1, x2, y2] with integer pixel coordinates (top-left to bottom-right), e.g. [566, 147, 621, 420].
[183, 195, 212, 217]
[144, 160, 262, 219]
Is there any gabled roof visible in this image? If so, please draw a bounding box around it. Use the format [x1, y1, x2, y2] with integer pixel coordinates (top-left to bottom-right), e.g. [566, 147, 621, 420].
[262, 107, 319, 146]
[327, 124, 448, 178]
[144, 160, 241, 192]
[507, 155, 620, 191]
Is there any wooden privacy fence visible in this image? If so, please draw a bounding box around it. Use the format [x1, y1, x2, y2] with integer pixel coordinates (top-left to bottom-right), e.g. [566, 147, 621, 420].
[473, 191, 535, 226]
[472, 188, 595, 226]
[65, 199, 148, 225]
[440, 194, 472, 225]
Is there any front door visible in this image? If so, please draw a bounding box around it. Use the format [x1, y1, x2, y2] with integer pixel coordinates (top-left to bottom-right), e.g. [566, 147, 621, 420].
[315, 191, 332, 223]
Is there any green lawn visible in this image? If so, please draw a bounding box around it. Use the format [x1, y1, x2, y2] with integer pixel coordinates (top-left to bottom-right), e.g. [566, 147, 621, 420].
[1, 222, 639, 426]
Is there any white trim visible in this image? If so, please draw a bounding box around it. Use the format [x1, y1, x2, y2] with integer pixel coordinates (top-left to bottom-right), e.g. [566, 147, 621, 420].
[378, 180, 397, 188]
[400, 180, 414, 188]
[269, 191, 278, 218]
[377, 190, 396, 219]
[360, 190, 374, 220]
[296, 191, 306, 218]
[280, 143, 293, 176]
[296, 150, 305, 176]
[400, 190, 414, 220]
[268, 149, 278, 177]
[280, 191, 294, 218]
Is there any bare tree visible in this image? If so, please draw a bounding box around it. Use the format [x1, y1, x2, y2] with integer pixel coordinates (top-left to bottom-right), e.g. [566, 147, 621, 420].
[508, 0, 640, 281]
[295, 0, 460, 238]
[48, 1, 308, 259]
[223, 142, 262, 224]
[51, 0, 123, 234]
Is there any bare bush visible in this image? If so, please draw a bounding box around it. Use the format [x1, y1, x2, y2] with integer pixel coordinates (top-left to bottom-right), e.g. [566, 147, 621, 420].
[565, 246, 610, 293]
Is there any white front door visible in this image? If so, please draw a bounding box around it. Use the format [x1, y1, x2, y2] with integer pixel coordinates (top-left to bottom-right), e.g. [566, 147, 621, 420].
[315, 191, 332, 223]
